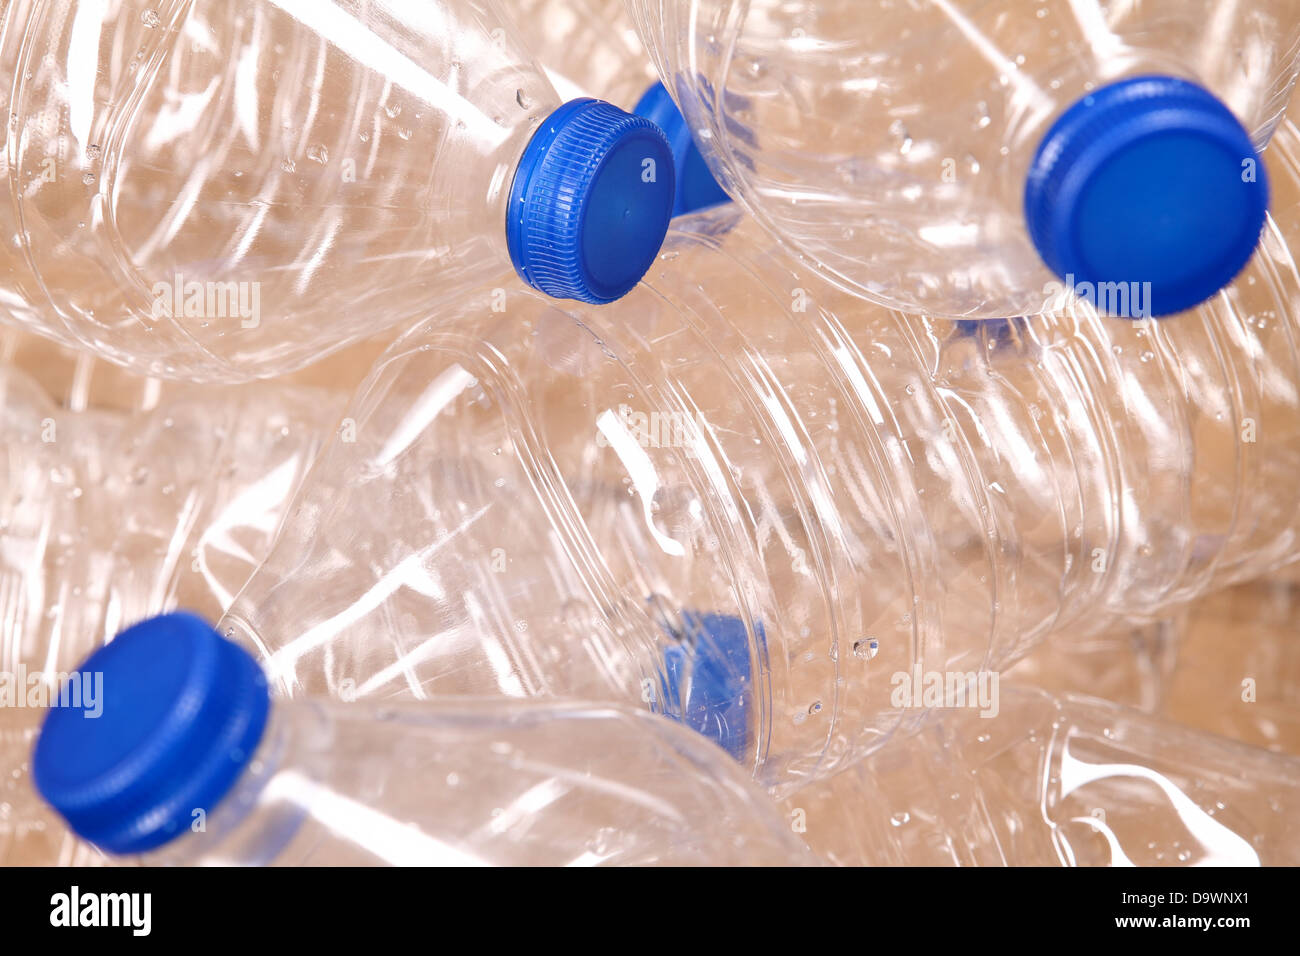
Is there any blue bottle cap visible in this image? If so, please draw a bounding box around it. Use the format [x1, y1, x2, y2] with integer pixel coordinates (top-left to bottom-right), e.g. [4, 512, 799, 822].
[507, 98, 675, 304]
[659, 611, 758, 761]
[1025, 75, 1269, 318]
[633, 81, 731, 217]
[33, 612, 270, 855]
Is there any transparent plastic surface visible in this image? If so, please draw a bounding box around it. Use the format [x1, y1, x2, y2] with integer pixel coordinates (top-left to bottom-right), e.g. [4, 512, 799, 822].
[0, 361, 342, 841]
[784, 686, 1300, 866]
[226, 116, 1300, 791]
[0, 0, 559, 380]
[1159, 575, 1300, 753]
[1014, 574, 1300, 755]
[0, 324, 394, 412]
[0, 326, 166, 413]
[509, 0, 655, 106]
[1008, 617, 1183, 716]
[625, 0, 1300, 317]
[131, 697, 815, 866]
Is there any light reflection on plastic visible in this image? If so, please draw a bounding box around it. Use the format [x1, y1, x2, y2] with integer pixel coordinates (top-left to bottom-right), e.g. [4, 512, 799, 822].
[1058, 733, 1260, 866]
[265, 0, 500, 140]
[595, 408, 685, 556]
[244, 770, 490, 866]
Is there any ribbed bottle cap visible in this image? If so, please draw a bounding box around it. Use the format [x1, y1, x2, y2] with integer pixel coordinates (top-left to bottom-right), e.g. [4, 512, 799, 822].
[507, 98, 675, 304]
[33, 612, 270, 855]
[633, 81, 731, 216]
[1025, 75, 1269, 318]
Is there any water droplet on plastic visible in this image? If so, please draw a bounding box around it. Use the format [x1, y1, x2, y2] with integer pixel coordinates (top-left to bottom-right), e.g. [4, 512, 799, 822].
[650, 485, 705, 538]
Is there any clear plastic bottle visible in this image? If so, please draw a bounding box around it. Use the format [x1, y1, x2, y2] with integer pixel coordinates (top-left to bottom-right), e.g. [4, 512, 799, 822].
[1, 364, 124, 682]
[782, 686, 1300, 866]
[0, 363, 343, 666]
[625, 0, 1300, 318]
[0, 0, 676, 382]
[32, 613, 815, 866]
[222, 116, 1300, 793]
[0, 360, 342, 853]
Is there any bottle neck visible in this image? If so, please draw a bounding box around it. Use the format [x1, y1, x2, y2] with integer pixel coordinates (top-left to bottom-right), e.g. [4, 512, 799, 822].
[144, 703, 301, 866]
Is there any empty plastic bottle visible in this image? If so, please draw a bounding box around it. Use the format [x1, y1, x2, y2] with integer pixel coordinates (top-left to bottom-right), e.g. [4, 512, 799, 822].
[0, 359, 343, 858]
[32, 613, 815, 866]
[783, 686, 1300, 866]
[219, 116, 1300, 792]
[625, 0, 1300, 318]
[0, 0, 676, 382]
[512, 0, 730, 215]
[0, 363, 343, 666]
